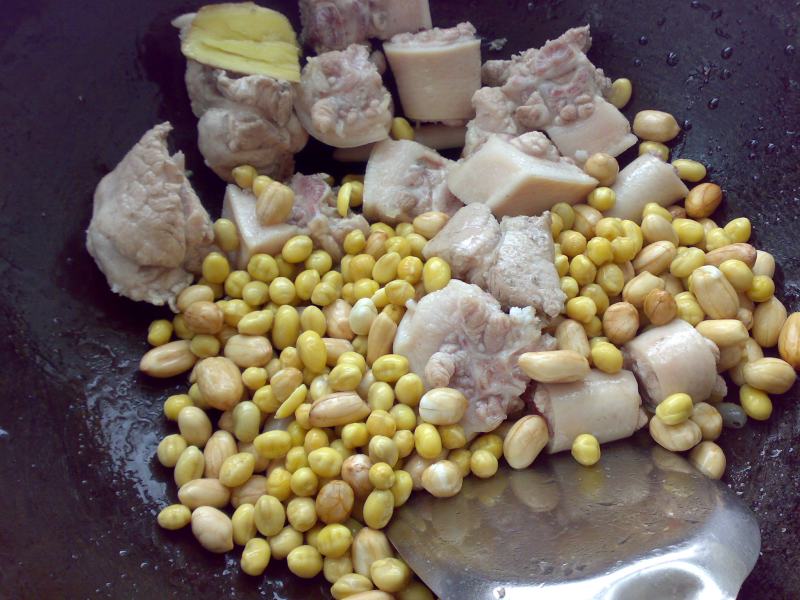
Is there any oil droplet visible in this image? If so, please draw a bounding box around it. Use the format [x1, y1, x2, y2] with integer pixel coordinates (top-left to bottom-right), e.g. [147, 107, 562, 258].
[786, 45, 796, 57]
[766, 143, 777, 154]
[720, 68, 732, 80]
[666, 52, 679, 66]
[711, 8, 723, 20]
[708, 97, 719, 109]
[638, 36, 649, 46]
[633, 58, 642, 67]
[690, 0, 701, 8]
[721, 46, 733, 59]
[683, 119, 693, 132]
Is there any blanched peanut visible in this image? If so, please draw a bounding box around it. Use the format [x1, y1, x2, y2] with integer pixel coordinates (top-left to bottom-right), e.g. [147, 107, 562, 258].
[689, 441, 726, 479]
[752, 297, 787, 348]
[695, 319, 749, 347]
[649, 415, 702, 452]
[316, 480, 355, 524]
[349, 298, 378, 336]
[555, 319, 591, 358]
[632, 241, 677, 275]
[742, 357, 797, 394]
[502, 416, 548, 469]
[140, 340, 196, 378]
[641, 214, 679, 245]
[309, 392, 371, 427]
[685, 183, 722, 219]
[191, 506, 233, 553]
[690, 402, 723, 441]
[704, 244, 757, 270]
[421, 460, 463, 498]
[324, 299, 354, 340]
[632, 110, 681, 142]
[196, 357, 244, 411]
[690, 266, 739, 319]
[418, 388, 468, 425]
[518, 350, 590, 383]
[622, 272, 664, 308]
[779, 312, 800, 369]
[202, 430, 236, 479]
[178, 478, 231, 509]
[341, 454, 373, 498]
[331, 574, 375, 599]
[367, 313, 397, 365]
[602, 302, 640, 345]
[752, 250, 776, 278]
[352, 527, 394, 577]
[224, 334, 272, 368]
[643, 289, 676, 325]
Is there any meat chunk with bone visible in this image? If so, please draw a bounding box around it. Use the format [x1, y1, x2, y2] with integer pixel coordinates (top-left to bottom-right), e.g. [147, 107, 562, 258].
[447, 133, 598, 218]
[623, 319, 722, 410]
[383, 22, 481, 122]
[605, 154, 689, 221]
[362, 139, 462, 224]
[394, 280, 555, 436]
[176, 13, 308, 182]
[222, 173, 369, 268]
[533, 369, 647, 453]
[86, 123, 215, 307]
[423, 203, 566, 317]
[464, 26, 636, 162]
[295, 44, 393, 148]
[299, 0, 432, 53]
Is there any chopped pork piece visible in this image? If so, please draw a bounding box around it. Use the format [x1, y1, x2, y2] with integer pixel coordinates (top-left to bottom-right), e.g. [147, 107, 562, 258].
[447, 133, 598, 218]
[362, 139, 462, 224]
[533, 369, 646, 453]
[177, 16, 308, 182]
[464, 26, 636, 161]
[299, 0, 432, 53]
[299, 0, 372, 53]
[86, 123, 215, 307]
[605, 154, 689, 221]
[463, 87, 520, 156]
[422, 203, 500, 282]
[295, 44, 393, 148]
[544, 98, 635, 161]
[383, 22, 481, 122]
[222, 173, 369, 268]
[423, 203, 566, 317]
[394, 280, 555, 436]
[623, 319, 721, 410]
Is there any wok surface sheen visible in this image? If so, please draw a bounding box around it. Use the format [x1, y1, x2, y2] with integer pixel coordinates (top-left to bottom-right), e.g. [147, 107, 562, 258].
[1, 0, 798, 598]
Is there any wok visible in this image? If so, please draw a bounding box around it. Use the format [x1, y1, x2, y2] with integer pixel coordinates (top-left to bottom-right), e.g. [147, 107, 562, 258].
[1, 0, 798, 597]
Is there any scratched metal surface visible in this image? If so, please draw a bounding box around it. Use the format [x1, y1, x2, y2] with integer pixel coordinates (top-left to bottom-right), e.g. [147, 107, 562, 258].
[0, 0, 797, 598]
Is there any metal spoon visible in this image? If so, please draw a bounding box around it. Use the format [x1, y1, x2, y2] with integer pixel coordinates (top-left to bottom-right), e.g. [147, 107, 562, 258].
[387, 440, 760, 600]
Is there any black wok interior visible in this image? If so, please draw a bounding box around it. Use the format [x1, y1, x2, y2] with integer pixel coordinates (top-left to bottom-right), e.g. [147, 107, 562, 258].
[1, 0, 798, 597]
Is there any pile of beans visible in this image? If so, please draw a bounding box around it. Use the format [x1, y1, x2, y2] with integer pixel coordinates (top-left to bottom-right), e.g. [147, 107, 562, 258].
[144, 167, 491, 597]
[141, 90, 800, 595]
[543, 92, 799, 478]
